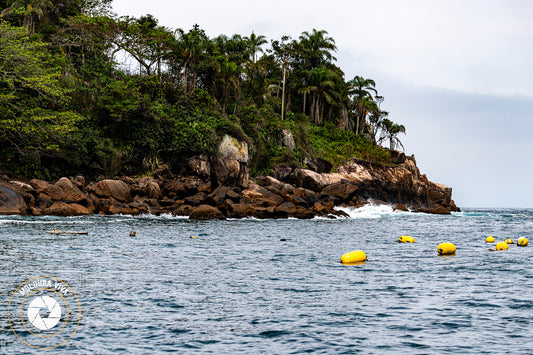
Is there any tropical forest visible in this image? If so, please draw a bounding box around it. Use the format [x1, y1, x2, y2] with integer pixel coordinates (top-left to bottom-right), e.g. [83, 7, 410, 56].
[0, 0, 407, 181]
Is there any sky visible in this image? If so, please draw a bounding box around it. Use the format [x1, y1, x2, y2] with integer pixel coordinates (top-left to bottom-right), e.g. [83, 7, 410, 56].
[112, 0, 533, 208]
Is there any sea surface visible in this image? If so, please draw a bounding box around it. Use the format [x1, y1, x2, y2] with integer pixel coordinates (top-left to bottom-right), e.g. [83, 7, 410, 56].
[1, 207, 532, 354]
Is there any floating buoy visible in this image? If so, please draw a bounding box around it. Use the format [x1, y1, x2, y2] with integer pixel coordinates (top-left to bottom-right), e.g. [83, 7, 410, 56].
[190, 235, 196, 239]
[398, 235, 415, 243]
[517, 238, 528, 247]
[280, 238, 287, 242]
[340, 250, 367, 264]
[486, 235, 495, 243]
[495, 242, 509, 251]
[504, 238, 514, 244]
[129, 231, 136, 237]
[437, 242, 456, 255]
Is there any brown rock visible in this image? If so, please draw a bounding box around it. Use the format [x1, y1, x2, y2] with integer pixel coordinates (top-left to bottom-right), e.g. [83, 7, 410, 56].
[173, 204, 194, 216]
[0, 183, 28, 215]
[48, 177, 87, 203]
[241, 182, 284, 207]
[188, 154, 211, 178]
[46, 202, 91, 216]
[228, 203, 256, 218]
[29, 179, 50, 191]
[185, 192, 206, 206]
[137, 177, 161, 199]
[189, 204, 225, 220]
[95, 180, 131, 202]
[321, 182, 358, 201]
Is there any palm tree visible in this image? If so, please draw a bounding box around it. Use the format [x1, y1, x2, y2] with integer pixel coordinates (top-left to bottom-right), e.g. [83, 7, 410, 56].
[379, 118, 406, 151]
[244, 32, 267, 63]
[347, 75, 377, 135]
[308, 66, 337, 125]
[297, 29, 337, 69]
[174, 24, 208, 94]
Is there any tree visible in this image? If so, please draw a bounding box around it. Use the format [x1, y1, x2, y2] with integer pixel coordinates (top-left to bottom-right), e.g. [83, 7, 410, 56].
[379, 118, 406, 151]
[172, 24, 209, 94]
[347, 75, 377, 135]
[1, 0, 53, 35]
[244, 31, 267, 63]
[0, 23, 83, 155]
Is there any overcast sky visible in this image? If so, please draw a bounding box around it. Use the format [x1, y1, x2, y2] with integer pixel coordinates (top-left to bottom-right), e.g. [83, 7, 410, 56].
[112, 0, 533, 208]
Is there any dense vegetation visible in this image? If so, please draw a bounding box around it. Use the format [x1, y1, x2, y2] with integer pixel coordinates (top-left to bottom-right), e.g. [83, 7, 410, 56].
[0, 0, 406, 181]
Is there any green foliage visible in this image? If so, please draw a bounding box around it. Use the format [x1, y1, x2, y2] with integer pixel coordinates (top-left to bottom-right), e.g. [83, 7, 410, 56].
[0, 5, 407, 180]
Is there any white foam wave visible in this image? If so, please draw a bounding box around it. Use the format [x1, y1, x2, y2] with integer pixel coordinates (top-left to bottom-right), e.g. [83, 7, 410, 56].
[334, 204, 410, 219]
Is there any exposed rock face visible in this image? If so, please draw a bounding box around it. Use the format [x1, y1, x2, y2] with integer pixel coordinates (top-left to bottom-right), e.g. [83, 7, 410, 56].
[281, 129, 296, 151]
[95, 180, 131, 202]
[0, 150, 459, 218]
[212, 135, 249, 187]
[0, 183, 28, 214]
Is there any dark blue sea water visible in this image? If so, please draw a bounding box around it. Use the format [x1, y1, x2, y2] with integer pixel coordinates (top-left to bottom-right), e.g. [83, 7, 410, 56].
[1, 207, 532, 354]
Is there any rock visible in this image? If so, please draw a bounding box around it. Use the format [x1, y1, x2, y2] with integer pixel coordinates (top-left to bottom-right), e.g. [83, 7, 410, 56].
[212, 135, 249, 187]
[185, 192, 206, 206]
[304, 157, 333, 173]
[9, 181, 33, 191]
[0, 183, 28, 215]
[228, 203, 256, 218]
[95, 180, 131, 202]
[293, 187, 319, 205]
[188, 154, 211, 178]
[241, 182, 284, 207]
[137, 177, 161, 199]
[46, 202, 92, 216]
[189, 204, 225, 220]
[47, 177, 87, 203]
[281, 129, 296, 151]
[70, 176, 86, 188]
[388, 149, 406, 164]
[173, 204, 194, 216]
[272, 164, 293, 181]
[293, 168, 346, 192]
[321, 182, 358, 201]
[29, 179, 50, 191]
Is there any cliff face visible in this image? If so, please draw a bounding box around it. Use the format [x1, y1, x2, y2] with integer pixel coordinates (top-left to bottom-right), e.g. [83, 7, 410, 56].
[273, 156, 459, 214]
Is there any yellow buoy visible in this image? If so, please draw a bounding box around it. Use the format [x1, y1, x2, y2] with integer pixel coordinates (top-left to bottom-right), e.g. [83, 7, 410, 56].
[190, 235, 196, 239]
[485, 235, 495, 243]
[495, 242, 509, 251]
[398, 235, 415, 243]
[437, 242, 456, 255]
[517, 238, 528, 247]
[340, 250, 367, 264]
[129, 231, 136, 237]
[504, 238, 514, 244]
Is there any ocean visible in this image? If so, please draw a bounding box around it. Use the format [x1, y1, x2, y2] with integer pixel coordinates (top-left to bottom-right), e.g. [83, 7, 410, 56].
[1, 207, 532, 354]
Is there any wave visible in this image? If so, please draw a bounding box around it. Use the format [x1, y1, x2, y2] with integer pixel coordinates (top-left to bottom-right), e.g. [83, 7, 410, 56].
[334, 204, 412, 219]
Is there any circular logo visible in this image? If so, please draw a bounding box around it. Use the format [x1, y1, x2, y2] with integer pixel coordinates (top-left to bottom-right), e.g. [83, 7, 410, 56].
[27, 295, 62, 330]
[8, 276, 81, 349]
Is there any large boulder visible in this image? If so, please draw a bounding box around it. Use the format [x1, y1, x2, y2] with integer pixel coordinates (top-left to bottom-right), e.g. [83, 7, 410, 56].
[45, 202, 92, 216]
[212, 135, 249, 187]
[45, 177, 87, 203]
[293, 169, 346, 192]
[137, 177, 161, 199]
[95, 180, 131, 202]
[189, 204, 225, 220]
[188, 154, 211, 178]
[0, 183, 28, 215]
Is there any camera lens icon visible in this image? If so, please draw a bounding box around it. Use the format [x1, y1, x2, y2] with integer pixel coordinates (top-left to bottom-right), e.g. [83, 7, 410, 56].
[27, 296, 62, 331]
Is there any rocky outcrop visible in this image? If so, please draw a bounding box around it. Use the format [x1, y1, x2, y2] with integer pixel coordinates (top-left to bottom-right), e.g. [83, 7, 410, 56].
[0, 149, 459, 218]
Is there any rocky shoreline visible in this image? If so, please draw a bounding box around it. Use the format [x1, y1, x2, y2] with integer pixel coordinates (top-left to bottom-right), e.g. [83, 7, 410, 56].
[0, 148, 459, 219]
